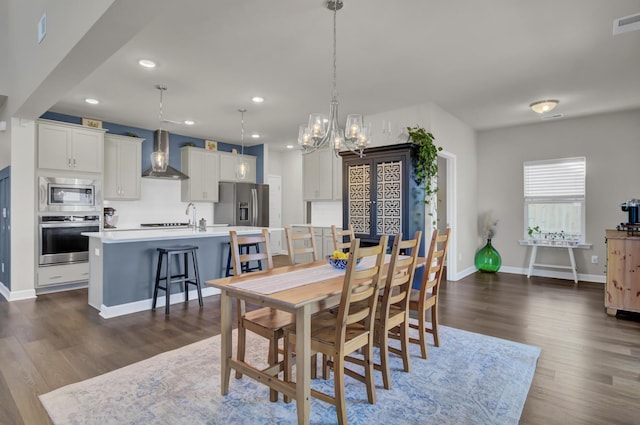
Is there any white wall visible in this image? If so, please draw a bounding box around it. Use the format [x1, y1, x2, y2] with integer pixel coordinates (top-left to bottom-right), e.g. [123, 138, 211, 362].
[277, 149, 305, 227]
[477, 108, 640, 281]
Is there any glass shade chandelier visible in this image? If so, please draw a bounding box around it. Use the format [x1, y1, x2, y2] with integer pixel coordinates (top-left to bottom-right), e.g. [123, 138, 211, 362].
[151, 84, 169, 172]
[236, 108, 249, 180]
[298, 0, 371, 158]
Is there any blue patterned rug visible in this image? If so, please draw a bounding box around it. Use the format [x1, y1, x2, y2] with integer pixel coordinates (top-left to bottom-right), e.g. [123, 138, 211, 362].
[40, 321, 540, 424]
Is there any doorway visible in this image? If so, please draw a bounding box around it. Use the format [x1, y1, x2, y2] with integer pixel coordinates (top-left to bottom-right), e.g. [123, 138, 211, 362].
[434, 151, 456, 281]
[267, 174, 284, 254]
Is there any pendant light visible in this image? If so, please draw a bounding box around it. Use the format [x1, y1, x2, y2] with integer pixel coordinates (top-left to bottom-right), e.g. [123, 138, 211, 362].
[297, 0, 371, 158]
[236, 108, 249, 180]
[151, 85, 169, 172]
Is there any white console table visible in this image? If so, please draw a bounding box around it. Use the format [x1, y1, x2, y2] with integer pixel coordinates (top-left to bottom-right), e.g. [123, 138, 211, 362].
[519, 240, 592, 283]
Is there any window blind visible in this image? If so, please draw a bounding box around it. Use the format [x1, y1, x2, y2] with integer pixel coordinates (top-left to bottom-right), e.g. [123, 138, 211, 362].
[524, 157, 585, 199]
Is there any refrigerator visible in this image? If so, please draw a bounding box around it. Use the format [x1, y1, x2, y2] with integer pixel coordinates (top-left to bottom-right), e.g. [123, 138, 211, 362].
[215, 182, 269, 226]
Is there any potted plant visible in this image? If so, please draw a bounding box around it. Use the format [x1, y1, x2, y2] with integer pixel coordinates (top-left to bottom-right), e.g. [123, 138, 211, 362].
[406, 126, 442, 205]
[527, 225, 541, 239]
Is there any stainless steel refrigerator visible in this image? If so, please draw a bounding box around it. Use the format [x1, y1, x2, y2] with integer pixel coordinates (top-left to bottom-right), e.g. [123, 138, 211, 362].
[214, 182, 269, 226]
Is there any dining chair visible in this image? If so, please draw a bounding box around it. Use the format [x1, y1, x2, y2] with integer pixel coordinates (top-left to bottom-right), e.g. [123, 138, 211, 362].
[284, 226, 319, 265]
[284, 235, 389, 425]
[406, 227, 451, 359]
[331, 224, 355, 252]
[367, 230, 422, 390]
[229, 229, 294, 402]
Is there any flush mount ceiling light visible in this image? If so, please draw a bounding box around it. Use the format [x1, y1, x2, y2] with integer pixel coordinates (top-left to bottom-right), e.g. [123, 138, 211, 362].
[530, 99, 559, 114]
[251, 133, 260, 139]
[297, 0, 371, 158]
[85, 98, 99, 105]
[138, 59, 156, 68]
[251, 96, 264, 103]
[184, 120, 195, 125]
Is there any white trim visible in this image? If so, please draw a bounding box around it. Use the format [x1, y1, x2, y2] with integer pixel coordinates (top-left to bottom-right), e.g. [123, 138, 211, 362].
[98, 287, 221, 319]
[0, 281, 37, 301]
[437, 150, 457, 281]
[499, 265, 605, 284]
[451, 265, 476, 281]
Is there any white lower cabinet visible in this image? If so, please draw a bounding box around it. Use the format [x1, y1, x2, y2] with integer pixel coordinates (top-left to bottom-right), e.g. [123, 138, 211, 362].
[37, 263, 89, 288]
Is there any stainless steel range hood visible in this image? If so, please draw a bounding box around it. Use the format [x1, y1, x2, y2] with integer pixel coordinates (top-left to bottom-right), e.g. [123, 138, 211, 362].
[142, 129, 189, 180]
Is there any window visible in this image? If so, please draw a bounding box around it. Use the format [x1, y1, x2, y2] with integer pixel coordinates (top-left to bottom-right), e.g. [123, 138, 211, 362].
[524, 157, 586, 241]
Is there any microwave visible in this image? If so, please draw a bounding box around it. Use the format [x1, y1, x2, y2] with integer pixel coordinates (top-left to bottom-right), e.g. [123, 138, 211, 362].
[39, 176, 99, 212]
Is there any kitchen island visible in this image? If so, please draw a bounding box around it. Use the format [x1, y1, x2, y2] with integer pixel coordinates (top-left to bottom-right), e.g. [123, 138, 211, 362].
[83, 226, 272, 318]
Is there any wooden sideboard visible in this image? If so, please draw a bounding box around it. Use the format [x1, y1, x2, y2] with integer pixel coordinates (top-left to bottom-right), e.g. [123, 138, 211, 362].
[605, 229, 640, 316]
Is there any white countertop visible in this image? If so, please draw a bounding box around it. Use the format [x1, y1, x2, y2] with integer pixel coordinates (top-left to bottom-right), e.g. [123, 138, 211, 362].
[83, 226, 279, 244]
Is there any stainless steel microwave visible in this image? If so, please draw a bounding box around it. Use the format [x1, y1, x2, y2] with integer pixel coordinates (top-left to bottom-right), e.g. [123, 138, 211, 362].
[39, 176, 99, 212]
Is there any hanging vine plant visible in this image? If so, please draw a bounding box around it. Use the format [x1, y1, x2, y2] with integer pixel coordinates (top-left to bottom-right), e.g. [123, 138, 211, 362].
[407, 126, 442, 204]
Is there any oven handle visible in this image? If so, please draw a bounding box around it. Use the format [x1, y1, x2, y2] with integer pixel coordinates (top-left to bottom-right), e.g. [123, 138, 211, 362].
[39, 222, 99, 228]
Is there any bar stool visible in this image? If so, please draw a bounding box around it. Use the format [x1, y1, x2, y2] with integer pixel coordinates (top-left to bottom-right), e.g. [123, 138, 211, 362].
[224, 242, 263, 277]
[152, 246, 203, 315]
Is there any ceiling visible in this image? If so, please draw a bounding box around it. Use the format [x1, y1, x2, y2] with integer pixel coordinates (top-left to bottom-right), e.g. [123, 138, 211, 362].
[49, 0, 640, 151]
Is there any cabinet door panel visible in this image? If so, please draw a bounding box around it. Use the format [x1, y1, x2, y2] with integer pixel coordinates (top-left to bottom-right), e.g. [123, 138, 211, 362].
[103, 140, 119, 199]
[118, 141, 141, 199]
[38, 124, 71, 170]
[73, 129, 103, 172]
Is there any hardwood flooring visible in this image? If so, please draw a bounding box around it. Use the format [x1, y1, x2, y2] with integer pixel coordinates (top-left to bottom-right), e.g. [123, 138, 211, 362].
[1, 260, 639, 424]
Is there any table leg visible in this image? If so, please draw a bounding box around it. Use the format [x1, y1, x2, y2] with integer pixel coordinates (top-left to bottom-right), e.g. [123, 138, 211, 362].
[527, 245, 538, 278]
[220, 290, 233, 395]
[568, 247, 578, 283]
[296, 304, 311, 425]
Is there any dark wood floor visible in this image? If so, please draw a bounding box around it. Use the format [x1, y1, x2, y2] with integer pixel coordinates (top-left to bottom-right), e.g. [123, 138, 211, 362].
[1, 260, 639, 425]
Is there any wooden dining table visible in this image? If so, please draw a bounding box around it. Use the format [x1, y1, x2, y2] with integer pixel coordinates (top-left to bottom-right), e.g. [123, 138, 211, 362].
[205, 255, 425, 425]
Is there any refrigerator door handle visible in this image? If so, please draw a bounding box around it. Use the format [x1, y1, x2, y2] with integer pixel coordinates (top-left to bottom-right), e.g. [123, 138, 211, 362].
[251, 188, 258, 226]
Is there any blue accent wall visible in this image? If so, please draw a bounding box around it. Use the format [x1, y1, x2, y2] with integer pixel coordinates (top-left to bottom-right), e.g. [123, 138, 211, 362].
[40, 112, 264, 180]
[0, 166, 11, 291]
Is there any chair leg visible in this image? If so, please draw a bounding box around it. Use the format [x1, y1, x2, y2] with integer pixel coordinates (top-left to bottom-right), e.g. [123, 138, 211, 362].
[379, 325, 391, 390]
[267, 336, 279, 402]
[431, 305, 440, 347]
[191, 250, 203, 307]
[164, 254, 171, 315]
[236, 324, 246, 379]
[399, 319, 411, 373]
[364, 343, 376, 404]
[418, 307, 428, 359]
[152, 252, 163, 310]
[333, 356, 347, 425]
[183, 252, 189, 302]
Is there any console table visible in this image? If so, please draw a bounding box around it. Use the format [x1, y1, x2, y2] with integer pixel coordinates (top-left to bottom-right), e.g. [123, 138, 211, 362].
[519, 240, 592, 283]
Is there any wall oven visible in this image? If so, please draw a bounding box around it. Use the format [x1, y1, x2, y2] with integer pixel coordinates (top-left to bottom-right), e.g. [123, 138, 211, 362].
[39, 176, 99, 212]
[38, 215, 100, 266]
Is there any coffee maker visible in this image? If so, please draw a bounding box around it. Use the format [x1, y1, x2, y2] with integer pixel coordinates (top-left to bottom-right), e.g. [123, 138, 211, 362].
[104, 207, 117, 229]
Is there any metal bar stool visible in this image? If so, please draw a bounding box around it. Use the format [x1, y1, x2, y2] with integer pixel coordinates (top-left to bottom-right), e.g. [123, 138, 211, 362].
[224, 242, 263, 277]
[152, 245, 203, 315]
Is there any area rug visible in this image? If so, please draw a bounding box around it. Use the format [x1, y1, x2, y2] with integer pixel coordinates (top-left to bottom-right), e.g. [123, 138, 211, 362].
[39, 321, 540, 425]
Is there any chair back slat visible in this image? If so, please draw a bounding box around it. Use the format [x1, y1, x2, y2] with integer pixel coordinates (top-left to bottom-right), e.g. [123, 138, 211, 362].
[285, 226, 319, 265]
[331, 224, 355, 252]
[336, 236, 388, 345]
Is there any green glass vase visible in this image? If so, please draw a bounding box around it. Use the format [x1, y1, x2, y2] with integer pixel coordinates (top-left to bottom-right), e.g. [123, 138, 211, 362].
[475, 238, 502, 272]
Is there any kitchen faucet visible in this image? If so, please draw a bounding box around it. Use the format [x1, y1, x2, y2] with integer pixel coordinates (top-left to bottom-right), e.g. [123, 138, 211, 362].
[185, 202, 196, 229]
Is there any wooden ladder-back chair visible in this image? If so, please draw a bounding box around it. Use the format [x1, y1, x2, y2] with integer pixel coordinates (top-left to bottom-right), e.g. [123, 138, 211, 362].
[284, 236, 389, 425]
[331, 224, 355, 252]
[369, 230, 422, 390]
[408, 228, 451, 359]
[229, 229, 294, 402]
[285, 226, 319, 265]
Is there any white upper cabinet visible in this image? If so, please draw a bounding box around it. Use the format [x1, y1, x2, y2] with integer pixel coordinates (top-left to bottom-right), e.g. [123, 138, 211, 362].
[180, 147, 220, 202]
[37, 120, 105, 173]
[302, 148, 341, 201]
[219, 151, 256, 183]
[104, 134, 143, 200]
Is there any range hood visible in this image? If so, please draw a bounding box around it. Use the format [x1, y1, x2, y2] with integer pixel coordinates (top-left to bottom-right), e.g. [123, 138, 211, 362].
[142, 129, 189, 180]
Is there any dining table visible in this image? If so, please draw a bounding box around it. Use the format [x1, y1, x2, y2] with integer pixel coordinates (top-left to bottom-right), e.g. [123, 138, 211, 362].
[205, 255, 425, 425]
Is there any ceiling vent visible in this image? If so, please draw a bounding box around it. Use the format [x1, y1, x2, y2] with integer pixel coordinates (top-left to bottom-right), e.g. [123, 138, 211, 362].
[541, 113, 564, 121]
[613, 12, 640, 35]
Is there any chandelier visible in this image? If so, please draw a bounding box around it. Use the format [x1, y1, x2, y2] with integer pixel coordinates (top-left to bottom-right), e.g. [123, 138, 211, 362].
[236, 108, 249, 180]
[298, 0, 371, 157]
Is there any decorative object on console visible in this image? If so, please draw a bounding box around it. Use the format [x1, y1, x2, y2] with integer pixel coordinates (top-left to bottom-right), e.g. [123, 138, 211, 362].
[297, 0, 371, 158]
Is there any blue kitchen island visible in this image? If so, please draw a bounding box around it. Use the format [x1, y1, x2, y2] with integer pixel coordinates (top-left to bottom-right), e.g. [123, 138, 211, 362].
[83, 226, 271, 318]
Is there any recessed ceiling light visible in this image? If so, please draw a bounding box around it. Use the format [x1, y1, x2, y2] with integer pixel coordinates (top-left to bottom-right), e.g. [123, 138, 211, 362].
[251, 133, 260, 139]
[184, 120, 195, 125]
[286, 144, 294, 149]
[138, 59, 156, 68]
[251, 96, 264, 103]
[85, 98, 99, 105]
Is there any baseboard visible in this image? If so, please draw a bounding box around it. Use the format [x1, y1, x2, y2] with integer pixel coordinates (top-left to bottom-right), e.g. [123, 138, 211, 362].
[0, 281, 37, 301]
[451, 265, 477, 281]
[99, 287, 221, 319]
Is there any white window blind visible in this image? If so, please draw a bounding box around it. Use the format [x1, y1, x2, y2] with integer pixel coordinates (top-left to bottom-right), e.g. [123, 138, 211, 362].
[524, 157, 585, 199]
